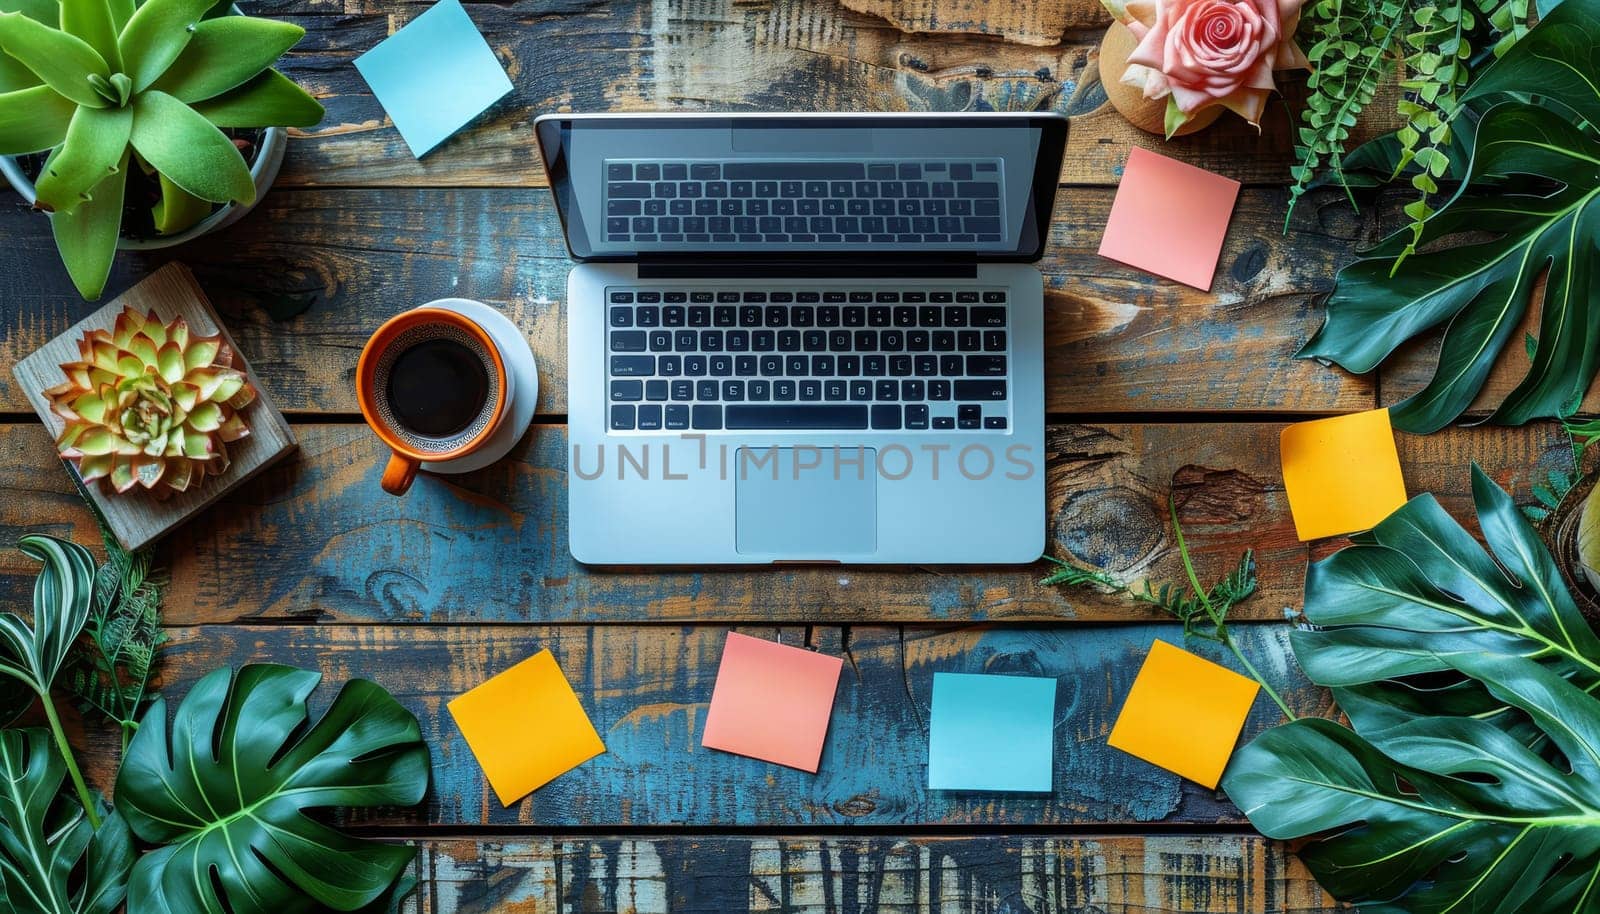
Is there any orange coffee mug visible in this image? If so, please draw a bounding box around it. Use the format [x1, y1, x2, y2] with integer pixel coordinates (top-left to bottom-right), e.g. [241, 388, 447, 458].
[356, 308, 509, 495]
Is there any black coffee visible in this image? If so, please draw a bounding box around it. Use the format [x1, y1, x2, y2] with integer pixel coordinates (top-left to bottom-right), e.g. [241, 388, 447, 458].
[385, 338, 489, 437]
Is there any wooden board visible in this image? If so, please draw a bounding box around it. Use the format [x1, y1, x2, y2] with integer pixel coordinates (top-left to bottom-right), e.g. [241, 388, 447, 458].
[73, 623, 1323, 827]
[396, 835, 1335, 913]
[10, 264, 296, 552]
[0, 421, 1570, 624]
[0, 186, 1379, 418]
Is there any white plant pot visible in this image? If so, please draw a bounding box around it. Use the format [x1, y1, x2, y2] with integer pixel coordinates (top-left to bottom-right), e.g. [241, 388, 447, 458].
[0, 125, 286, 250]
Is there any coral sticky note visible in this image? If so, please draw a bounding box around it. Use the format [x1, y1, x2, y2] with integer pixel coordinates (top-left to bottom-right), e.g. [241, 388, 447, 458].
[1098, 146, 1241, 290]
[1280, 408, 1409, 540]
[353, 0, 513, 157]
[701, 632, 844, 772]
[927, 672, 1056, 792]
[1108, 640, 1259, 789]
[447, 649, 605, 806]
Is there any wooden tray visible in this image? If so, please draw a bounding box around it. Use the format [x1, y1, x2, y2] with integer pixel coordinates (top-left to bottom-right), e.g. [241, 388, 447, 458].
[12, 263, 296, 552]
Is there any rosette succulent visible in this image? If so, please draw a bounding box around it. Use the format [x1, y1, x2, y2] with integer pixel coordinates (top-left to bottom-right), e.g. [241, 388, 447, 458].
[0, 0, 324, 299]
[46, 306, 257, 497]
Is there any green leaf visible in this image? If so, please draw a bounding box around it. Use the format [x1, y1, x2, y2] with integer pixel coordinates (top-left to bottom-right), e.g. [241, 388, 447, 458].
[190, 67, 322, 127]
[129, 88, 253, 204]
[149, 171, 211, 233]
[0, 84, 74, 153]
[115, 664, 430, 914]
[32, 102, 128, 213]
[0, 0, 54, 91]
[114, 0, 212, 91]
[1299, 100, 1600, 433]
[1580, 486, 1600, 592]
[1225, 468, 1600, 911]
[0, 10, 106, 106]
[1163, 95, 1186, 140]
[0, 730, 135, 914]
[0, 535, 96, 713]
[150, 15, 304, 102]
[1463, 0, 1600, 127]
[49, 148, 127, 300]
[58, 0, 117, 72]
[61, 507, 166, 750]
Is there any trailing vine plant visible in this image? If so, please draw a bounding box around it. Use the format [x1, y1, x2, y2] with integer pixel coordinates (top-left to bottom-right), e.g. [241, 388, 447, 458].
[1287, 0, 1531, 246]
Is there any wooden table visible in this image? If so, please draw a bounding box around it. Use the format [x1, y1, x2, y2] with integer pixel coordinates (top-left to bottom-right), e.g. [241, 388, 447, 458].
[0, 0, 1582, 910]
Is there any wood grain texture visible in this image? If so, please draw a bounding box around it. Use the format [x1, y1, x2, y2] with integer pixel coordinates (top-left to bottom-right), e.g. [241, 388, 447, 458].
[0, 186, 1378, 417]
[71, 623, 1324, 827]
[397, 835, 1335, 913]
[842, 0, 1109, 46]
[10, 264, 297, 552]
[247, 0, 1305, 190]
[0, 421, 1569, 624]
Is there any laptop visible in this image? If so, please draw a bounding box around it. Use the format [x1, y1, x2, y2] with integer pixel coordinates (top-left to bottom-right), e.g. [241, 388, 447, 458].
[534, 112, 1068, 564]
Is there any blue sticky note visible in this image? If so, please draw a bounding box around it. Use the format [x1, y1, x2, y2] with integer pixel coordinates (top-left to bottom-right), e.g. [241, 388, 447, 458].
[928, 672, 1055, 792]
[354, 0, 513, 158]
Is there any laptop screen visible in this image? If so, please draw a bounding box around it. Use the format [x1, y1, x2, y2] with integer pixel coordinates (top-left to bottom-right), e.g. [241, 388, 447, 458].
[535, 114, 1067, 262]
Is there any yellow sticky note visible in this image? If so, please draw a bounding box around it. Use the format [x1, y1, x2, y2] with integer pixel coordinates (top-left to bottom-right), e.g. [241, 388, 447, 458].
[1280, 408, 1408, 541]
[447, 649, 606, 806]
[1107, 640, 1259, 789]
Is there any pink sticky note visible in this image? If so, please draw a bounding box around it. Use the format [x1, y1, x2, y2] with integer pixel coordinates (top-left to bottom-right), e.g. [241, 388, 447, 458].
[1098, 147, 1241, 291]
[701, 632, 844, 772]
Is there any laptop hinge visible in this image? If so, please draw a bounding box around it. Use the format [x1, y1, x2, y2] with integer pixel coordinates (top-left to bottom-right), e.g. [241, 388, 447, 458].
[636, 257, 979, 280]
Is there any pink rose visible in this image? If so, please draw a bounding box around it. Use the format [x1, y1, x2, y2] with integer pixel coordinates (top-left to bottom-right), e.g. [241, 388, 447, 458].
[1108, 0, 1307, 128]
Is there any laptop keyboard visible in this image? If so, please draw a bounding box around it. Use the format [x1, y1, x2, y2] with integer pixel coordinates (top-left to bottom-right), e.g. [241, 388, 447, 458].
[606, 288, 1011, 432]
[603, 160, 1005, 246]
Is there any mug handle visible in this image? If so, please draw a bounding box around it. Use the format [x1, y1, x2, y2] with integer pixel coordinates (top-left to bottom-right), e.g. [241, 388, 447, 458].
[381, 452, 420, 495]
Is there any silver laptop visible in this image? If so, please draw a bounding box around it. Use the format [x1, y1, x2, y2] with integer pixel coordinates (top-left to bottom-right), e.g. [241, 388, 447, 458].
[535, 112, 1068, 564]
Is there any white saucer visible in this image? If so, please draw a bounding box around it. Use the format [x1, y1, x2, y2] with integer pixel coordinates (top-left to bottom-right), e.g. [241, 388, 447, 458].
[414, 298, 538, 475]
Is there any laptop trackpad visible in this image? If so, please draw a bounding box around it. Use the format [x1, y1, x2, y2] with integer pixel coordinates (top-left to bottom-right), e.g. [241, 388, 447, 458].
[735, 447, 876, 556]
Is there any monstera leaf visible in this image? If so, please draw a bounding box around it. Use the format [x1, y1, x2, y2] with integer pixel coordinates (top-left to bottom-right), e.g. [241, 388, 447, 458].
[0, 729, 134, 914]
[114, 664, 430, 914]
[1297, 0, 1600, 434]
[1223, 467, 1600, 911]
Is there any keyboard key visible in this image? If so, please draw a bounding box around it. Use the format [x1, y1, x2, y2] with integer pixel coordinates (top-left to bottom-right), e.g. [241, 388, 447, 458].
[984, 416, 1008, 429]
[749, 380, 771, 400]
[914, 355, 939, 376]
[850, 380, 872, 400]
[649, 330, 673, 351]
[881, 330, 904, 352]
[940, 355, 963, 375]
[610, 291, 635, 303]
[971, 307, 1007, 327]
[958, 181, 999, 198]
[658, 356, 682, 377]
[664, 306, 686, 326]
[871, 404, 902, 430]
[955, 380, 1007, 400]
[723, 162, 867, 180]
[671, 380, 694, 400]
[726, 405, 869, 429]
[637, 305, 661, 325]
[727, 330, 750, 351]
[933, 416, 955, 429]
[902, 380, 924, 400]
[875, 380, 898, 401]
[889, 355, 912, 376]
[710, 356, 733, 375]
[984, 331, 1007, 351]
[609, 182, 652, 198]
[787, 356, 809, 375]
[825, 380, 847, 400]
[666, 405, 690, 429]
[611, 331, 647, 352]
[675, 330, 697, 350]
[959, 405, 981, 429]
[723, 380, 745, 401]
[735, 355, 757, 376]
[955, 291, 980, 303]
[929, 380, 952, 400]
[610, 307, 634, 327]
[611, 356, 655, 377]
[864, 355, 886, 376]
[714, 306, 737, 326]
[966, 355, 1007, 376]
[693, 405, 723, 429]
[611, 380, 643, 401]
[760, 355, 783, 376]
[611, 405, 636, 430]
[774, 380, 796, 401]
[958, 331, 981, 351]
[685, 356, 708, 376]
[905, 404, 929, 429]
[800, 380, 821, 400]
[698, 380, 720, 400]
[692, 164, 721, 179]
[645, 380, 668, 401]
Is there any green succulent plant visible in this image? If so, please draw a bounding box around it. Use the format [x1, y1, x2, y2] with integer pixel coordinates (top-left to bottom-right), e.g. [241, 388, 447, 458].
[0, 0, 323, 299]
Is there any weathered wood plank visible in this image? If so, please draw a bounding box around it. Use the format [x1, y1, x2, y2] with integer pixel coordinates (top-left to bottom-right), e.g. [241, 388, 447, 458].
[251, 0, 1304, 190]
[0, 421, 1569, 624]
[395, 835, 1335, 913]
[0, 186, 1375, 416]
[75, 623, 1322, 827]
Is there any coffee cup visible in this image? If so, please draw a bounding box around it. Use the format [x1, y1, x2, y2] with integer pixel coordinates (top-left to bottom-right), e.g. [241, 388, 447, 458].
[356, 307, 511, 495]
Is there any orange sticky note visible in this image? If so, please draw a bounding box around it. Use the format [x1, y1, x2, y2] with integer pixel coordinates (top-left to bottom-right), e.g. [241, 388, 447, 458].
[701, 632, 843, 773]
[1098, 146, 1241, 290]
[1280, 408, 1408, 541]
[447, 649, 605, 806]
[1108, 640, 1259, 788]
